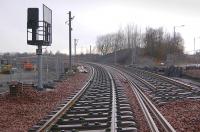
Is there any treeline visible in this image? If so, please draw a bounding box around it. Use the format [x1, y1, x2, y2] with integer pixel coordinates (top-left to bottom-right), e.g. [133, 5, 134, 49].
[96, 25, 184, 61]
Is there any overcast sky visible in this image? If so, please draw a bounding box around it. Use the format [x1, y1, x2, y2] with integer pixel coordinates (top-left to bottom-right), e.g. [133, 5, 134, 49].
[0, 0, 200, 54]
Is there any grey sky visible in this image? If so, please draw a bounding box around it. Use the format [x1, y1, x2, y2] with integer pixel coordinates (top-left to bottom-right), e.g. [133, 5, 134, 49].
[0, 0, 200, 54]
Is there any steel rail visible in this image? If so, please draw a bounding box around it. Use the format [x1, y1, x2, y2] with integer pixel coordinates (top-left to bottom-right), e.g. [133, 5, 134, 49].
[93, 63, 138, 131]
[88, 63, 118, 131]
[129, 79, 159, 132]
[134, 68, 193, 90]
[110, 68, 159, 132]
[37, 66, 95, 132]
[106, 69, 117, 132]
[128, 71, 158, 91]
[121, 70, 176, 132]
[105, 65, 176, 132]
[135, 83, 176, 132]
[102, 65, 159, 132]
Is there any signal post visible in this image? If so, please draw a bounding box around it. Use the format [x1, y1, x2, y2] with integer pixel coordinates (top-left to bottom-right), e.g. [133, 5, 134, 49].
[27, 5, 52, 90]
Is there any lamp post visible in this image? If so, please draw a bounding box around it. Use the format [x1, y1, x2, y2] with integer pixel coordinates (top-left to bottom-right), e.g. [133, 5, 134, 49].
[74, 38, 78, 65]
[193, 36, 200, 65]
[193, 36, 200, 54]
[173, 25, 184, 45]
[169, 25, 184, 65]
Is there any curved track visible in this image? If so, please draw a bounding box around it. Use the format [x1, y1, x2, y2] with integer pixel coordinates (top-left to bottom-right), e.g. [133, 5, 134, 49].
[103, 64, 176, 132]
[30, 63, 189, 132]
[29, 64, 137, 132]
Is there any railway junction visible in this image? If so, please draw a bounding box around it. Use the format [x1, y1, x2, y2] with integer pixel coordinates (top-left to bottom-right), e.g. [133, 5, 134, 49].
[1, 1, 200, 132]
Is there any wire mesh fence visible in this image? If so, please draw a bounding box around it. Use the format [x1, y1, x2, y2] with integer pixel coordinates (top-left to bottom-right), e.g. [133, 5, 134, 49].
[0, 54, 67, 93]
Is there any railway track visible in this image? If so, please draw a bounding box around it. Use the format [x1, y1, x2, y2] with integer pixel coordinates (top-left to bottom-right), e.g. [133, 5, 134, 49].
[123, 67, 200, 105]
[103, 65, 176, 132]
[29, 64, 137, 132]
[30, 62, 195, 132]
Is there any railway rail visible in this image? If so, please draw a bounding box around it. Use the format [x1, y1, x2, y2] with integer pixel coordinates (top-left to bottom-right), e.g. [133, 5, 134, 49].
[29, 62, 197, 132]
[29, 64, 137, 132]
[104, 65, 176, 132]
[123, 67, 200, 105]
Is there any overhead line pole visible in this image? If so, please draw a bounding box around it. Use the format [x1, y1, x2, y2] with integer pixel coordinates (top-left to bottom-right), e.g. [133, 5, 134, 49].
[66, 11, 74, 72]
[69, 11, 72, 71]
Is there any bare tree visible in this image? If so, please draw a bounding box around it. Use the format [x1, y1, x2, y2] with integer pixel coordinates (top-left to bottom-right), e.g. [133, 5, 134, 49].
[95, 25, 184, 64]
[96, 35, 110, 55]
[143, 27, 184, 62]
[124, 24, 141, 64]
